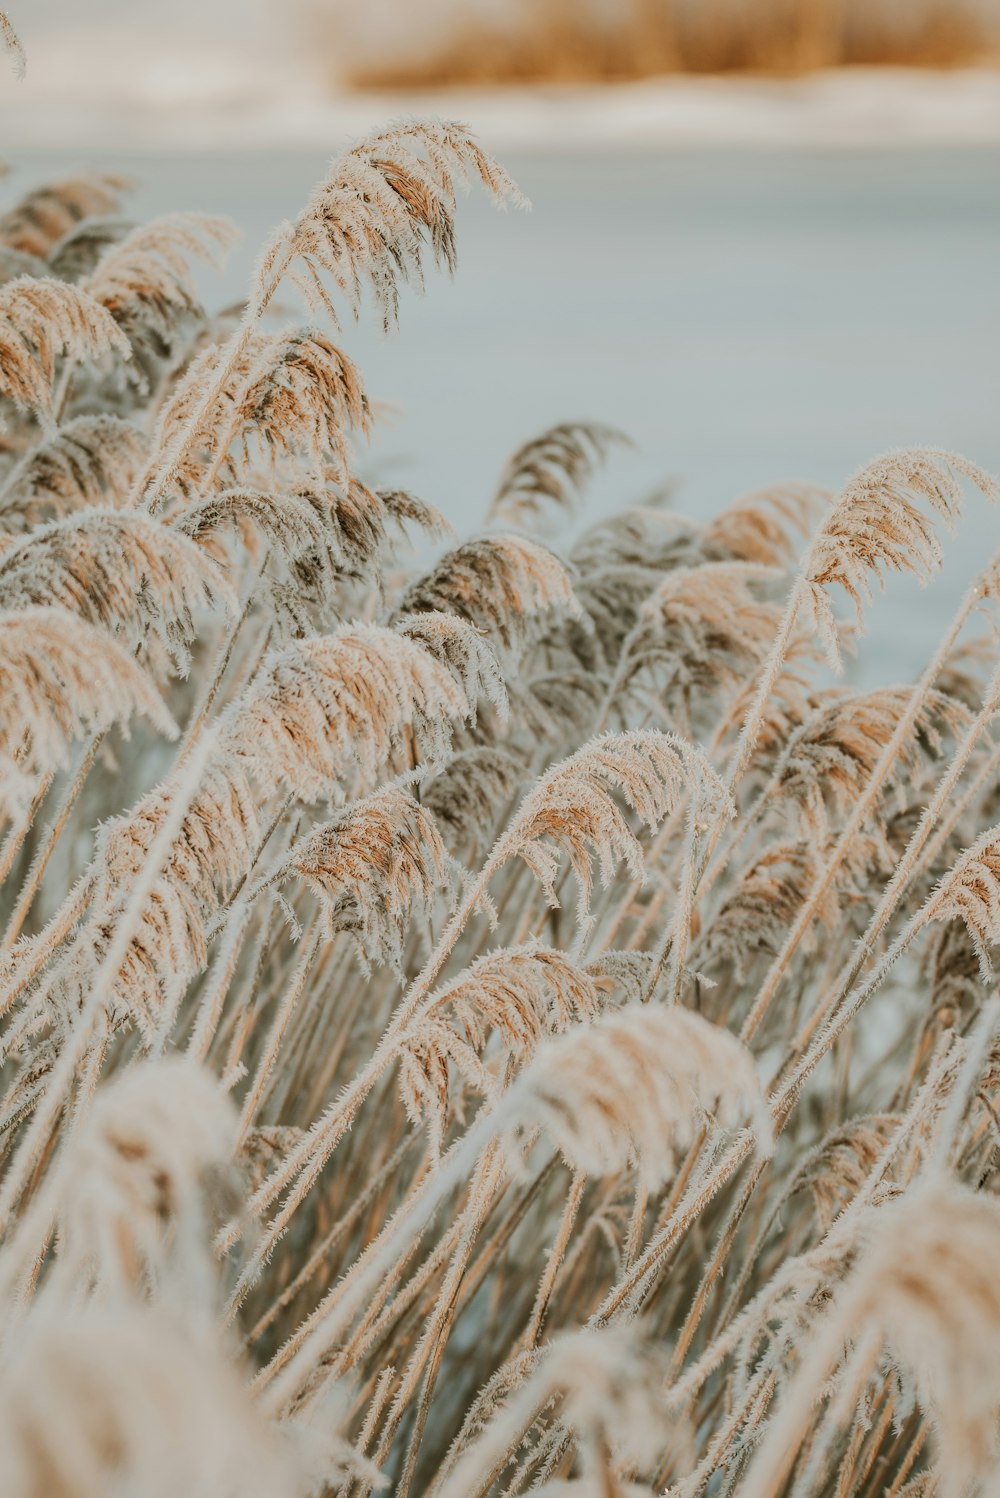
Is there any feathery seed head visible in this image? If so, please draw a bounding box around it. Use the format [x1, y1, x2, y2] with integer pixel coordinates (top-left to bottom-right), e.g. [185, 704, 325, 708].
[488, 420, 631, 535]
[806, 448, 999, 668]
[0, 606, 176, 779]
[502, 730, 731, 924]
[0, 275, 130, 423]
[399, 533, 580, 656]
[512, 1004, 771, 1189]
[0, 173, 131, 258]
[57, 1057, 238, 1298]
[290, 783, 452, 974]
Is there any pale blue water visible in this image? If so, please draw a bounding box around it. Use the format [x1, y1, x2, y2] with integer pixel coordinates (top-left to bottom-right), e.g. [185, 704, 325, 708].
[8, 144, 1000, 684]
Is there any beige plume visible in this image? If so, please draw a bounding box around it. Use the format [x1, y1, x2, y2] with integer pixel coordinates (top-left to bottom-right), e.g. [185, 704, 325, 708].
[84, 212, 238, 363]
[487, 420, 630, 535]
[0, 173, 130, 258]
[265, 120, 522, 329]
[0, 606, 176, 777]
[510, 1004, 771, 1188]
[287, 783, 453, 974]
[806, 448, 999, 666]
[400, 533, 580, 654]
[0, 276, 130, 420]
[926, 822, 1000, 979]
[705, 480, 828, 567]
[226, 617, 500, 798]
[399, 944, 604, 1152]
[498, 729, 730, 923]
[0, 415, 146, 526]
[0, 508, 236, 664]
[55, 1056, 237, 1299]
[0, 10, 24, 79]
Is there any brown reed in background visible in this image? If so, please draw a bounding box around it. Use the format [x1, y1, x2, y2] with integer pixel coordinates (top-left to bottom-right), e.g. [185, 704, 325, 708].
[299, 0, 1000, 91]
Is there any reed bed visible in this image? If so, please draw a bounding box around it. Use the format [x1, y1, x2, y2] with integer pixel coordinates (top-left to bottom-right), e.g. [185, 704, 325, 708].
[1, 13, 1000, 1493]
[304, 0, 1000, 91]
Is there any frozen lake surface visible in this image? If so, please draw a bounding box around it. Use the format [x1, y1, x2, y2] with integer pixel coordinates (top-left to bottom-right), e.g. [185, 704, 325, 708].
[8, 142, 1000, 685]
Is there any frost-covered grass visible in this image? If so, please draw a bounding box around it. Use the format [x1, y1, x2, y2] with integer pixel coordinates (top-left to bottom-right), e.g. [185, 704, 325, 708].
[2, 10, 1000, 1494]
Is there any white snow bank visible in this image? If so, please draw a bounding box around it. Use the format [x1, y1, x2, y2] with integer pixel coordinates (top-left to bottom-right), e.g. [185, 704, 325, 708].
[3, 66, 1000, 152]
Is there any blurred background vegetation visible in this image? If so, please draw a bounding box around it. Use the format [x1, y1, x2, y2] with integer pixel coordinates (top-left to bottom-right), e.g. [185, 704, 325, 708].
[297, 0, 1000, 90]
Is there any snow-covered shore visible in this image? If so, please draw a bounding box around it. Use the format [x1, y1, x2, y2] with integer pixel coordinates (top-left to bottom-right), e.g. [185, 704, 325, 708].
[4, 66, 1000, 152]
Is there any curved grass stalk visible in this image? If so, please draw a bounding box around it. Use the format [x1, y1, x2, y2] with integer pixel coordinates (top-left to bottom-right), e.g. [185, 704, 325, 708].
[0, 728, 218, 1237]
[739, 577, 980, 1047]
[790, 688, 1000, 1059]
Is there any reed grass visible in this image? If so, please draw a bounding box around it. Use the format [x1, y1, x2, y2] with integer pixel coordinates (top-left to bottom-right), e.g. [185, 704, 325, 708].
[0, 11, 1000, 1491]
[302, 0, 1000, 91]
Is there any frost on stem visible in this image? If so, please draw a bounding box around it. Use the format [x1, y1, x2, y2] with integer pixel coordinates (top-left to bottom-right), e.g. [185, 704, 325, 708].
[771, 685, 967, 852]
[437, 1327, 673, 1498]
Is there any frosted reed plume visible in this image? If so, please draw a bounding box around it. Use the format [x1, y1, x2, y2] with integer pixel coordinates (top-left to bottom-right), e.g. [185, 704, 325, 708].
[0, 100, 998, 1498]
